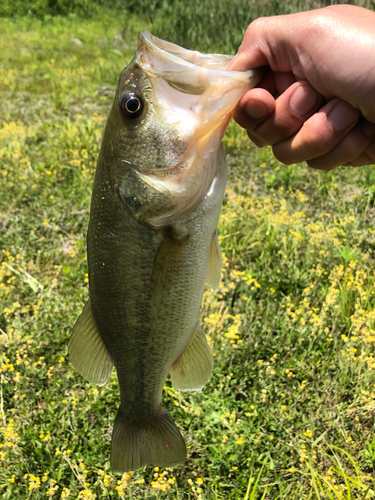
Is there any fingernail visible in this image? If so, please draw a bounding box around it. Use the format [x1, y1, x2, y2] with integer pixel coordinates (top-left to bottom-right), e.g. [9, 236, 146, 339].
[289, 85, 319, 117]
[327, 101, 358, 132]
[361, 120, 375, 139]
[244, 99, 269, 120]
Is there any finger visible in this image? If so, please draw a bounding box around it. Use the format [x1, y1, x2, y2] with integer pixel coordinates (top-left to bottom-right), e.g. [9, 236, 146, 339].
[229, 16, 299, 73]
[343, 152, 375, 167]
[254, 70, 297, 96]
[249, 80, 322, 147]
[231, 73, 305, 134]
[343, 129, 375, 167]
[232, 88, 275, 130]
[273, 98, 360, 164]
[307, 120, 375, 170]
[273, 72, 298, 96]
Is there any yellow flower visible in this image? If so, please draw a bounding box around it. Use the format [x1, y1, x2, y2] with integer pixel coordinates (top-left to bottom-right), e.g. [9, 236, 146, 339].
[77, 489, 96, 500]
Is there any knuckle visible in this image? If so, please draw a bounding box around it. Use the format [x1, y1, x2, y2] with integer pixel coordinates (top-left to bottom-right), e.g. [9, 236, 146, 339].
[338, 125, 372, 162]
[272, 145, 293, 165]
[340, 140, 361, 161]
[248, 133, 265, 148]
[245, 17, 268, 36]
[299, 120, 333, 151]
[274, 120, 300, 140]
[306, 159, 334, 170]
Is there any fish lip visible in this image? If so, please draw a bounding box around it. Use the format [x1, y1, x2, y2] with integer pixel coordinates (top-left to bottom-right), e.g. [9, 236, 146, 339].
[136, 30, 261, 83]
[137, 30, 225, 67]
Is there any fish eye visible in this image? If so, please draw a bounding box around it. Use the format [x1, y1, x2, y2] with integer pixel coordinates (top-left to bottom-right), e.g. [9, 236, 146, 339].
[120, 93, 144, 120]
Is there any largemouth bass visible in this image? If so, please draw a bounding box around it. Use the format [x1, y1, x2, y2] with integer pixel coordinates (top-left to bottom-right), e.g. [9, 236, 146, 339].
[69, 31, 262, 472]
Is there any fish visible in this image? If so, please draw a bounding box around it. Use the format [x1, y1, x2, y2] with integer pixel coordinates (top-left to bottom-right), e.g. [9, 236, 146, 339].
[69, 31, 263, 473]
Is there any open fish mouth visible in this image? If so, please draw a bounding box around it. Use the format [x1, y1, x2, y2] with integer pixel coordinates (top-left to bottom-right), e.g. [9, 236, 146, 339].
[135, 30, 263, 132]
[128, 31, 264, 228]
[137, 30, 234, 70]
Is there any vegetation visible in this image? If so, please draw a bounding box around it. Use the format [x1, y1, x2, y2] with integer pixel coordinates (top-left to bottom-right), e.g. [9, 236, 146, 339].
[1, 0, 375, 52]
[1, 2, 375, 499]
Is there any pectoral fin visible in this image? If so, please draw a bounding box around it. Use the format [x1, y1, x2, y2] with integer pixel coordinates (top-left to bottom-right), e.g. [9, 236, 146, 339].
[171, 324, 213, 391]
[69, 298, 114, 386]
[152, 233, 189, 288]
[206, 231, 222, 290]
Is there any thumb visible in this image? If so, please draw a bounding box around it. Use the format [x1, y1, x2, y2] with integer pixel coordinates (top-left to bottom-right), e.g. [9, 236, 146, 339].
[228, 18, 281, 72]
[229, 15, 305, 74]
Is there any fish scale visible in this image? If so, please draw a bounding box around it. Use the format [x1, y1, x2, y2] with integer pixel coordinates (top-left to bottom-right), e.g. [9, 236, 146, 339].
[69, 30, 263, 472]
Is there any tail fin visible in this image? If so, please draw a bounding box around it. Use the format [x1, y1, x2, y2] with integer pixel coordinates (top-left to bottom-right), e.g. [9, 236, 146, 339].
[111, 406, 186, 472]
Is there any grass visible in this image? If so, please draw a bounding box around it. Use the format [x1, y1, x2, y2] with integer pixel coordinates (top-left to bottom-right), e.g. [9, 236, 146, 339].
[1, 5, 375, 500]
[148, 0, 375, 54]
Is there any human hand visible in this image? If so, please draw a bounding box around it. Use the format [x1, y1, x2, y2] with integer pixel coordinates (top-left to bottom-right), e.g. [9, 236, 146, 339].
[230, 5, 375, 170]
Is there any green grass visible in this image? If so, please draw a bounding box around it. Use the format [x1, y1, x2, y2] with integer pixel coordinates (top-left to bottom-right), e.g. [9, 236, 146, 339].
[2, 0, 375, 53]
[1, 6, 375, 500]
[148, 0, 375, 53]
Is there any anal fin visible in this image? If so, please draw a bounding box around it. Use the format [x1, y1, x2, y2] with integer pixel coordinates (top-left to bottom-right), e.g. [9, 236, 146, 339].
[206, 231, 222, 290]
[69, 298, 114, 386]
[171, 324, 213, 391]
